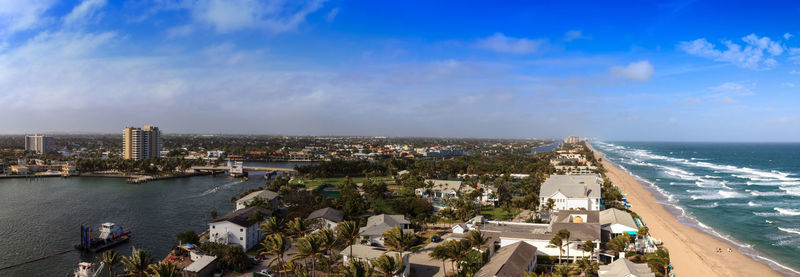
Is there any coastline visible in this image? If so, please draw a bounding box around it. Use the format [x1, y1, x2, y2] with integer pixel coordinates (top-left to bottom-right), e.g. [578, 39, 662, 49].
[589, 144, 793, 277]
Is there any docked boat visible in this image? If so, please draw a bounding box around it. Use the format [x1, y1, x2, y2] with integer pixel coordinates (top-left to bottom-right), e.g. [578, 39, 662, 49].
[74, 262, 103, 277]
[75, 222, 131, 252]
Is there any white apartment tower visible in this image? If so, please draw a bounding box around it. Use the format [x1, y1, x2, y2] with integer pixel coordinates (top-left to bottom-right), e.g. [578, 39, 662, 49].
[25, 134, 54, 154]
[123, 125, 162, 160]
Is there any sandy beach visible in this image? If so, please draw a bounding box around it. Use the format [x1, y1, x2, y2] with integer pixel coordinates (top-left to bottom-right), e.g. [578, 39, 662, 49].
[591, 147, 788, 277]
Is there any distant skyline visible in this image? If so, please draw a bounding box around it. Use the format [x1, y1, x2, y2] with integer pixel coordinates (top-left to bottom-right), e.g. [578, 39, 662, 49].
[2, 1, 800, 141]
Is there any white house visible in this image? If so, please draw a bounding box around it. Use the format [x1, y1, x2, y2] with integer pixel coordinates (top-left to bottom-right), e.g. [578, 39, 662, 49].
[359, 214, 412, 246]
[474, 241, 537, 277]
[599, 208, 639, 242]
[307, 207, 344, 230]
[539, 174, 602, 211]
[480, 210, 600, 263]
[235, 190, 280, 211]
[452, 223, 468, 234]
[554, 165, 598, 175]
[208, 207, 271, 251]
[340, 245, 410, 277]
[416, 179, 473, 201]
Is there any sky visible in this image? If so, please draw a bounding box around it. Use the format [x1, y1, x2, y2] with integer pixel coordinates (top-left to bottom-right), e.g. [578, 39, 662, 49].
[1, 0, 800, 141]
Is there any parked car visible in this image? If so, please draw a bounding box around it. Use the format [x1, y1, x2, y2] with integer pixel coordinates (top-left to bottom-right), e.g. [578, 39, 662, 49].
[431, 235, 442, 242]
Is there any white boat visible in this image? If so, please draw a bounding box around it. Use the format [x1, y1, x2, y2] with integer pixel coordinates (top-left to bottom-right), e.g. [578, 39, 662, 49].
[74, 262, 103, 277]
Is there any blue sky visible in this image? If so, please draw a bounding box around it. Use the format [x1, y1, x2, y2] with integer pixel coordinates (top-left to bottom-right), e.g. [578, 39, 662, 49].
[1, 0, 800, 141]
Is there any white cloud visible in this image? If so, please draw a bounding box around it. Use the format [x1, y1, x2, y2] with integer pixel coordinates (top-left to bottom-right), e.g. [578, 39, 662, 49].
[188, 0, 326, 34]
[678, 34, 785, 70]
[781, 82, 797, 88]
[166, 24, 195, 38]
[475, 33, 546, 54]
[0, 0, 55, 35]
[785, 33, 793, 40]
[63, 0, 107, 27]
[610, 60, 654, 82]
[564, 30, 587, 42]
[790, 70, 800, 75]
[789, 48, 800, 65]
[709, 82, 754, 95]
[325, 7, 339, 22]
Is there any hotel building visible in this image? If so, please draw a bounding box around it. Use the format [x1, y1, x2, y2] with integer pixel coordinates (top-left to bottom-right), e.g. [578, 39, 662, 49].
[25, 134, 54, 154]
[123, 125, 162, 160]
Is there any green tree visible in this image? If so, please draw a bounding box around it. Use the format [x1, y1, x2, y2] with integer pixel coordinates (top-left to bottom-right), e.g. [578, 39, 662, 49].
[548, 236, 565, 264]
[556, 229, 571, 262]
[176, 230, 199, 244]
[121, 248, 154, 277]
[335, 221, 360, 260]
[146, 262, 179, 277]
[101, 249, 121, 277]
[582, 240, 595, 262]
[373, 254, 405, 277]
[260, 233, 290, 274]
[292, 234, 325, 276]
[341, 259, 374, 277]
[382, 226, 424, 258]
[287, 217, 310, 240]
[260, 217, 283, 236]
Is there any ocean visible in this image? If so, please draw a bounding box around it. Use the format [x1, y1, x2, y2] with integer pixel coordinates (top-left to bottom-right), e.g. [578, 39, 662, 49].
[591, 141, 800, 275]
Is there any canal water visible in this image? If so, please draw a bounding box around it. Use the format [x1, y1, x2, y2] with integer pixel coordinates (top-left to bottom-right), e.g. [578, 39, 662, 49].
[0, 162, 310, 276]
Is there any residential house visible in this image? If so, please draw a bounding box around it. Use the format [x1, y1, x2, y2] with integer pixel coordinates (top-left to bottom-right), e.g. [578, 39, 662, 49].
[208, 207, 271, 251]
[479, 210, 600, 262]
[307, 207, 344, 230]
[599, 208, 639, 242]
[235, 190, 280, 211]
[340, 245, 410, 277]
[474, 241, 537, 277]
[598, 258, 656, 277]
[554, 165, 598, 175]
[183, 254, 217, 277]
[416, 179, 473, 201]
[539, 174, 602, 211]
[359, 214, 412, 246]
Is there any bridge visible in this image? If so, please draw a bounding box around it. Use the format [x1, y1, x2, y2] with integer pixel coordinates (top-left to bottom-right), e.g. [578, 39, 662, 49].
[190, 166, 297, 173]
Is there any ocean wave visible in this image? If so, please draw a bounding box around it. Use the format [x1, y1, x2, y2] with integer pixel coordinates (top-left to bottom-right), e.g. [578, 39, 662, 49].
[689, 189, 746, 200]
[775, 207, 800, 216]
[778, 227, 800, 236]
[748, 201, 761, 207]
[779, 186, 800, 196]
[750, 191, 786, 197]
[689, 202, 719, 208]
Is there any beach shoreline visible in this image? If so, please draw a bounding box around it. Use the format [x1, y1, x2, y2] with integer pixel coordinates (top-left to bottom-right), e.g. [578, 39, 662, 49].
[589, 143, 794, 277]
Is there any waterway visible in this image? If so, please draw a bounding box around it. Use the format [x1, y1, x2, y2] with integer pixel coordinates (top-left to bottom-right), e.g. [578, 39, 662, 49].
[0, 162, 311, 276]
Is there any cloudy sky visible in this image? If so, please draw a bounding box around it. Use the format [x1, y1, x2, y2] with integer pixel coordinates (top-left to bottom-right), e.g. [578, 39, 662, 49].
[1, 0, 800, 141]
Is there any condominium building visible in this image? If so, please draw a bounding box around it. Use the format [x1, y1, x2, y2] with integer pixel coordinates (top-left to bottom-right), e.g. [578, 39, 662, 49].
[564, 136, 582, 144]
[25, 134, 54, 154]
[123, 125, 162, 160]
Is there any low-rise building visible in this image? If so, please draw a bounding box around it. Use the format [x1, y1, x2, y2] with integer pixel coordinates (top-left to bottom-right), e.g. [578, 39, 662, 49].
[235, 190, 280, 211]
[208, 207, 271, 251]
[359, 214, 412, 246]
[554, 165, 597, 175]
[307, 207, 344, 230]
[416, 179, 473, 201]
[183, 254, 217, 277]
[474, 241, 537, 277]
[539, 174, 602, 211]
[598, 258, 656, 277]
[600, 208, 638, 242]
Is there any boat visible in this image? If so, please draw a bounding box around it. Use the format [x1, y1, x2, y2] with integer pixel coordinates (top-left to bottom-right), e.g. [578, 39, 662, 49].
[75, 223, 131, 252]
[74, 262, 103, 277]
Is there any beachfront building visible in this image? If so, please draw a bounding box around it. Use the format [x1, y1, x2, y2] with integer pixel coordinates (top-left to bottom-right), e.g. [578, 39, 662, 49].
[307, 207, 344, 230]
[340, 245, 410, 277]
[478, 210, 600, 262]
[359, 214, 412, 246]
[208, 207, 271, 251]
[598, 258, 655, 277]
[234, 190, 280, 211]
[474, 241, 537, 277]
[600, 208, 638, 242]
[539, 174, 602, 211]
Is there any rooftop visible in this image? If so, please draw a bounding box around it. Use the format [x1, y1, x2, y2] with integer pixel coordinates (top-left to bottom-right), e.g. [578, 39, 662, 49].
[598, 258, 656, 277]
[184, 255, 217, 272]
[540, 174, 601, 198]
[340, 244, 403, 260]
[211, 206, 271, 227]
[307, 207, 344, 223]
[474, 241, 537, 277]
[236, 190, 279, 204]
[600, 208, 638, 230]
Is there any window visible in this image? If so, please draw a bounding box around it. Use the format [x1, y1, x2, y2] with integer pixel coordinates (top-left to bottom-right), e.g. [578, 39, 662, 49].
[240, 228, 244, 232]
[212, 226, 215, 229]
[240, 237, 243, 240]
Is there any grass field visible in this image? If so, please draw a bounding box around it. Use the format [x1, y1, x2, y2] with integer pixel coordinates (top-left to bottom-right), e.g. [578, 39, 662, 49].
[290, 176, 394, 188]
[480, 207, 520, 221]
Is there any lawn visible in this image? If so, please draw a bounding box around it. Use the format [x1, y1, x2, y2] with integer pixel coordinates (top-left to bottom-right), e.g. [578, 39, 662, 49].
[290, 176, 394, 188]
[480, 207, 520, 221]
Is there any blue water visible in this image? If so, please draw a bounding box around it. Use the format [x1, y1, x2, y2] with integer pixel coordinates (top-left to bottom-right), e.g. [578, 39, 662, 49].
[592, 141, 800, 276]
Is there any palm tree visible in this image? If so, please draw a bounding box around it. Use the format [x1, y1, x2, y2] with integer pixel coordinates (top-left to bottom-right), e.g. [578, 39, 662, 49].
[101, 249, 121, 277]
[465, 230, 489, 252]
[292, 234, 325, 276]
[552, 263, 579, 277]
[315, 228, 338, 276]
[260, 233, 290, 274]
[548, 236, 564, 264]
[373, 254, 405, 277]
[260, 217, 283, 236]
[341, 259, 374, 277]
[382, 226, 423, 258]
[287, 217, 310, 240]
[646, 249, 671, 277]
[582, 240, 595, 262]
[428, 244, 449, 276]
[336, 221, 360, 259]
[146, 262, 179, 277]
[121, 247, 153, 277]
[575, 258, 599, 276]
[556, 229, 571, 262]
[606, 234, 630, 261]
